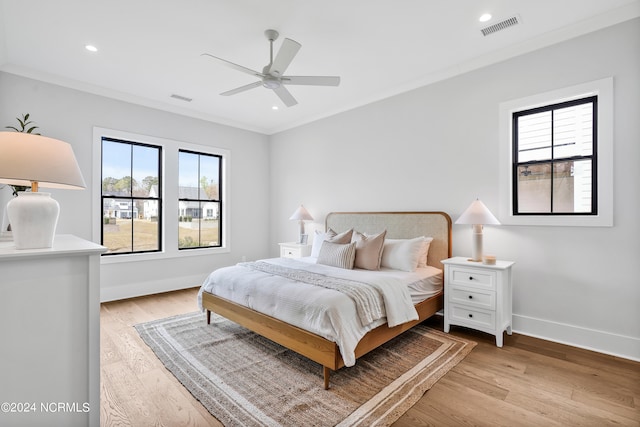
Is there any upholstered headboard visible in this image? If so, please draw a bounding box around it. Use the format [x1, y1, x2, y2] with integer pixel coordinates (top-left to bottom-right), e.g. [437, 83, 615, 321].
[325, 211, 452, 271]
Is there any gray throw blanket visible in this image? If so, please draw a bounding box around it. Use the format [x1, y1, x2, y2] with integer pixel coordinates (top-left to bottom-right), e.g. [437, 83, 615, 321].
[239, 261, 385, 327]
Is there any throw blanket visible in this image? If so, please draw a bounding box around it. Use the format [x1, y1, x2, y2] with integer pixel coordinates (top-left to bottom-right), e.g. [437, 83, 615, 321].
[239, 261, 384, 327]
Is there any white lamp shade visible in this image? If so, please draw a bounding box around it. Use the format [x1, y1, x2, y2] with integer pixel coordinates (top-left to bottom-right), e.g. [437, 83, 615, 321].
[455, 199, 500, 225]
[289, 205, 314, 221]
[0, 132, 86, 189]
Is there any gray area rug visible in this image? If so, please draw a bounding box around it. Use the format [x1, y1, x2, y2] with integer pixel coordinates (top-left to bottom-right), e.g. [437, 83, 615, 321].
[135, 312, 475, 427]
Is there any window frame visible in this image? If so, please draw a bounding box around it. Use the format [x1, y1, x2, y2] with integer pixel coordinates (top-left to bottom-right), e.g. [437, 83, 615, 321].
[178, 149, 223, 250]
[100, 136, 164, 256]
[498, 78, 613, 227]
[93, 127, 231, 264]
[512, 96, 598, 216]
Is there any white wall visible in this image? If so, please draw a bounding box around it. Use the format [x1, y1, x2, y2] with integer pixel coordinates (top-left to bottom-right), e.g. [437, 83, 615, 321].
[0, 72, 270, 301]
[269, 19, 640, 360]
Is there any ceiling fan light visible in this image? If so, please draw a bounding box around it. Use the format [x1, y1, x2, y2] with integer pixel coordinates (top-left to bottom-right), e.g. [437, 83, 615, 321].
[262, 77, 281, 89]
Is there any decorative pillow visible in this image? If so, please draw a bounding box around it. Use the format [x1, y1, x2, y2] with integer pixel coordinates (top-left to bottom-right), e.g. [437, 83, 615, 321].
[311, 228, 353, 258]
[317, 241, 356, 269]
[352, 230, 387, 270]
[381, 237, 425, 272]
[416, 237, 434, 268]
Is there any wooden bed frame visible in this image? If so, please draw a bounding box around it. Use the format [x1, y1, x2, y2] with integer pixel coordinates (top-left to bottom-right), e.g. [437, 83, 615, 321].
[202, 211, 452, 389]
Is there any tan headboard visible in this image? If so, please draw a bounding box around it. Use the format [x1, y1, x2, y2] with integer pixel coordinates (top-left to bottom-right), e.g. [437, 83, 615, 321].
[325, 212, 452, 271]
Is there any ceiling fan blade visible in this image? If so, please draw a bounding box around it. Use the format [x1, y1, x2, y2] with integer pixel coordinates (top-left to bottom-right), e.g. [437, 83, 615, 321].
[282, 76, 341, 86]
[201, 53, 264, 78]
[220, 81, 263, 96]
[273, 85, 298, 107]
[268, 38, 301, 77]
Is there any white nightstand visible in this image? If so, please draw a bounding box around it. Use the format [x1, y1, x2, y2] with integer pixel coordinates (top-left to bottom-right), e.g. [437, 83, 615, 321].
[279, 242, 312, 258]
[442, 256, 515, 347]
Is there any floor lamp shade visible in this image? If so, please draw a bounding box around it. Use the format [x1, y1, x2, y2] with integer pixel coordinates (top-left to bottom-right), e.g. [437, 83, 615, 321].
[455, 199, 500, 262]
[0, 132, 86, 249]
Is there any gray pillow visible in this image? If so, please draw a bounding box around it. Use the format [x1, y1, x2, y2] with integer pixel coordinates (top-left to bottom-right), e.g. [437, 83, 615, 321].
[317, 241, 356, 269]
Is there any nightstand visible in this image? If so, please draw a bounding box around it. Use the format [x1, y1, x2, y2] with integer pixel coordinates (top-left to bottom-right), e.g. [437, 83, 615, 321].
[279, 242, 312, 258]
[442, 256, 514, 347]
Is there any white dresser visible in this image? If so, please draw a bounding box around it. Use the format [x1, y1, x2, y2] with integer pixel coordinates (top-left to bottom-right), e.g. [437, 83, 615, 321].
[442, 256, 514, 347]
[279, 242, 312, 258]
[0, 235, 106, 426]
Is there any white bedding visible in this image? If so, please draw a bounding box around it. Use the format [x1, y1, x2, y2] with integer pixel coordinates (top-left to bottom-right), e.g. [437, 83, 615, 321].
[198, 257, 443, 367]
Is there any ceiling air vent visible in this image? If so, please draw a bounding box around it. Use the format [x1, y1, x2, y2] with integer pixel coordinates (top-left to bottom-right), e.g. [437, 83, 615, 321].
[170, 94, 193, 102]
[481, 15, 520, 36]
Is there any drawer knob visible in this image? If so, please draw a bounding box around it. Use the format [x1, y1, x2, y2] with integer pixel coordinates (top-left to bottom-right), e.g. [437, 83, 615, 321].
[468, 314, 473, 318]
[468, 295, 473, 299]
[469, 276, 474, 280]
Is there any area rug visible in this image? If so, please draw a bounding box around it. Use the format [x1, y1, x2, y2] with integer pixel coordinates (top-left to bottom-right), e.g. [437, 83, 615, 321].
[135, 312, 475, 427]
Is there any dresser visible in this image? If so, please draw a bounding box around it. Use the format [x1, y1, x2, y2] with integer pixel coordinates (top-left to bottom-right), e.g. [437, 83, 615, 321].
[442, 256, 514, 347]
[0, 235, 106, 426]
[279, 242, 312, 258]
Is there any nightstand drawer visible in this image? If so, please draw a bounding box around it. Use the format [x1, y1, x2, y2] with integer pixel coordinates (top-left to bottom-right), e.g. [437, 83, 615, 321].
[449, 287, 495, 311]
[279, 243, 312, 258]
[281, 247, 302, 258]
[449, 305, 495, 329]
[450, 267, 496, 290]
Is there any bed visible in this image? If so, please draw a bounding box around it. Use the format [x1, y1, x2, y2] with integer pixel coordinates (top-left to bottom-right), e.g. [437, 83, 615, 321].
[198, 211, 452, 389]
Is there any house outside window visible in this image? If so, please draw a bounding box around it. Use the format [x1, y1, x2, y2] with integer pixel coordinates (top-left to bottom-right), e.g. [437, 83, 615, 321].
[101, 138, 162, 255]
[512, 96, 597, 215]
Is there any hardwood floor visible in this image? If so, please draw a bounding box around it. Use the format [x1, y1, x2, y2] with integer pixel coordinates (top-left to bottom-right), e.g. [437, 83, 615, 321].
[101, 288, 640, 427]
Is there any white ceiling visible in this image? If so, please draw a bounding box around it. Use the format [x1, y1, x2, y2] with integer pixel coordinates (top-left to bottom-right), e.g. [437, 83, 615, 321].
[1, 0, 638, 135]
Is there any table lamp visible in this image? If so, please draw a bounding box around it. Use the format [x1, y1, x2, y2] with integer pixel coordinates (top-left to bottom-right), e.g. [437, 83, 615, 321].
[0, 132, 86, 249]
[289, 204, 313, 244]
[455, 198, 500, 262]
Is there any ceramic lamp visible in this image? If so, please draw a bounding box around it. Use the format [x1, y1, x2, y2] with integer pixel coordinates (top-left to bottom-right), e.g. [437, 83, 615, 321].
[0, 132, 85, 249]
[289, 205, 313, 244]
[455, 198, 500, 262]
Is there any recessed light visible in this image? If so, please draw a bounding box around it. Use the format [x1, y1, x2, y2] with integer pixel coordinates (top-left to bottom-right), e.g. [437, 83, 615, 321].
[85, 45, 98, 52]
[272, 105, 279, 110]
[479, 13, 492, 23]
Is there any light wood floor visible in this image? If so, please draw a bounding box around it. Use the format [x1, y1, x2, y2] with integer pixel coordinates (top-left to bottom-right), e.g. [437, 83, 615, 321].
[101, 288, 640, 427]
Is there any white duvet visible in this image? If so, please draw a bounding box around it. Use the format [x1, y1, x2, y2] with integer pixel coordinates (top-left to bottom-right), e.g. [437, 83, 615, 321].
[198, 257, 442, 366]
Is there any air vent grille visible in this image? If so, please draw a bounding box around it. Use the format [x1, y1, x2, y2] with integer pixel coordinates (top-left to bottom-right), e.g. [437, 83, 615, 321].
[481, 15, 520, 36]
[170, 94, 193, 102]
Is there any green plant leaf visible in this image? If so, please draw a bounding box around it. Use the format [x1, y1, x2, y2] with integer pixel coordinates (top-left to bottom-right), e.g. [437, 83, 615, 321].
[5, 126, 20, 131]
[26, 126, 38, 134]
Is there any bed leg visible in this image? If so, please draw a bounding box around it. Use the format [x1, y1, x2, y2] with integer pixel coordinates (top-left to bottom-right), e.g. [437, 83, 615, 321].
[323, 366, 331, 390]
[206, 310, 211, 325]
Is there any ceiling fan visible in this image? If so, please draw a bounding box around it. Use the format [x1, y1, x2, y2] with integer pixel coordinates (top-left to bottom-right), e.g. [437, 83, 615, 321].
[202, 29, 340, 107]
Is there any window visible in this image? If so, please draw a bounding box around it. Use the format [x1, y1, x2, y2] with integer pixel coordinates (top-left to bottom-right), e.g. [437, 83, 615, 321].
[513, 96, 597, 215]
[101, 138, 161, 255]
[178, 150, 222, 249]
[498, 77, 613, 227]
[93, 127, 230, 262]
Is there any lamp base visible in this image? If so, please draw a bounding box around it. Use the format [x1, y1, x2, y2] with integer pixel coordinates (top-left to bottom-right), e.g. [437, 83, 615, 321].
[7, 192, 60, 249]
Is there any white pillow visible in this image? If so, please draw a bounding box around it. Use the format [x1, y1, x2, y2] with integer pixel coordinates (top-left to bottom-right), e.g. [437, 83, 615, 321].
[381, 237, 425, 272]
[416, 237, 434, 268]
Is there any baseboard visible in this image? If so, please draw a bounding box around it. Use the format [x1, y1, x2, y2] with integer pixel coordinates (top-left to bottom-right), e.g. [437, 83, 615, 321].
[100, 274, 203, 303]
[513, 314, 640, 362]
